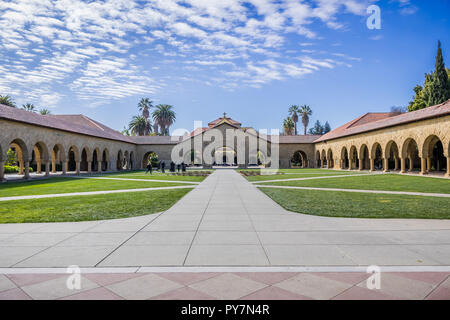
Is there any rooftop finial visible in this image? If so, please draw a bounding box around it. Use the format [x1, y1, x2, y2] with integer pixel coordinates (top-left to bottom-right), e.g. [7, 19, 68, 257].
[223, 112, 227, 118]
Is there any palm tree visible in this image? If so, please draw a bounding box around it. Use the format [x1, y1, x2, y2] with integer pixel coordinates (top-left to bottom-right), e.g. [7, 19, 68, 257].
[283, 117, 295, 135]
[138, 98, 153, 135]
[22, 103, 37, 112]
[288, 105, 300, 135]
[39, 108, 51, 115]
[152, 104, 176, 136]
[299, 105, 313, 135]
[0, 95, 16, 107]
[129, 115, 151, 136]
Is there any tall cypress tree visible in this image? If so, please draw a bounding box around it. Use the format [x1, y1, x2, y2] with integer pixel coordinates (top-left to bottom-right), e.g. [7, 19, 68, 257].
[429, 40, 450, 105]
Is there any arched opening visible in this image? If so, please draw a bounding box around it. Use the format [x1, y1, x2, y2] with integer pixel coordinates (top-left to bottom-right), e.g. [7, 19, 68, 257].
[349, 146, 359, 170]
[80, 147, 90, 172]
[402, 138, 420, 172]
[124, 151, 130, 170]
[291, 150, 308, 168]
[102, 149, 109, 171]
[130, 151, 135, 170]
[359, 144, 370, 170]
[214, 147, 236, 166]
[117, 150, 123, 171]
[327, 149, 334, 168]
[51, 144, 65, 174]
[316, 151, 321, 168]
[423, 135, 447, 174]
[143, 151, 159, 168]
[31, 142, 49, 175]
[385, 141, 400, 171]
[7, 139, 29, 178]
[371, 143, 383, 171]
[341, 147, 349, 169]
[184, 150, 201, 166]
[92, 148, 100, 172]
[68, 146, 79, 172]
[321, 150, 327, 168]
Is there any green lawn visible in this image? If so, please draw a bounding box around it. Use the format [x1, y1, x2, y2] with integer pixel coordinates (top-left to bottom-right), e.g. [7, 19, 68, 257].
[0, 189, 191, 223]
[100, 171, 208, 182]
[260, 188, 450, 219]
[257, 174, 450, 194]
[0, 177, 187, 198]
[240, 168, 367, 182]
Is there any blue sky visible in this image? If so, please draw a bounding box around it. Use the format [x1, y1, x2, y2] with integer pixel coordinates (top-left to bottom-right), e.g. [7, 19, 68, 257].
[0, 0, 449, 133]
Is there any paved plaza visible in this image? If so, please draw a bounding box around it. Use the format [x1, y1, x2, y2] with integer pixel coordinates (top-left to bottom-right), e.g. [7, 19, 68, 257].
[1, 169, 450, 300]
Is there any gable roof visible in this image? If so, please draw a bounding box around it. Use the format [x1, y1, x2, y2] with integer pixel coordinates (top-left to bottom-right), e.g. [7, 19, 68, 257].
[208, 116, 241, 128]
[315, 100, 450, 143]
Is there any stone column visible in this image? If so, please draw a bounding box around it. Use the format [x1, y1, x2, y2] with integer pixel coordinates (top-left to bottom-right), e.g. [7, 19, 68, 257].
[420, 157, 427, 175]
[76, 161, 81, 175]
[358, 159, 363, 171]
[321, 159, 324, 168]
[383, 158, 389, 172]
[446, 157, 450, 177]
[394, 157, 398, 171]
[19, 161, 24, 175]
[369, 158, 374, 172]
[349, 159, 353, 170]
[87, 162, 92, 173]
[97, 161, 102, 173]
[400, 157, 406, 173]
[24, 161, 30, 180]
[37, 160, 42, 174]
[45, 162, 50, 176]
[409, 157, 414, 171]
[52, 160, 56, 173]
[426, 157, 431, 172]
[63, 161, 68, 175]
[0, 161, 5, 182]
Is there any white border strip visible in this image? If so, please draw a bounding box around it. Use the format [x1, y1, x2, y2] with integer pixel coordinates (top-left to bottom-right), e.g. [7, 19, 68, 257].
[1, 266, 450, 274]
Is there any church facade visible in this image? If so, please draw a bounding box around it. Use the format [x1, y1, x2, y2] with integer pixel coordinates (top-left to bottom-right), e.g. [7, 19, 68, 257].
[1, 100, 449, 181]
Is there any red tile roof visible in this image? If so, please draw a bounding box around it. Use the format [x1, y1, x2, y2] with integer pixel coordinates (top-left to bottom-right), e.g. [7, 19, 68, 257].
[315, 100, 450, 143]
[208, 116, 241, 128]
[0, 104, 134, 143]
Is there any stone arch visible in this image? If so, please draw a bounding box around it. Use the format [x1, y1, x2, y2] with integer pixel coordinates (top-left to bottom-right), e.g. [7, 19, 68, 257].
[68, 145, 80, 172]
[31, 141, 49, 174]
[291, 150, 308, 168]
[422, 134, 446, 174]
[92, 147, 101, 172]
[349, 146, 359, 170]
[401, 138, 420, 172]
[51, 144, 65, 174]
[102, 148, 110, 171]
[340, 147, 349, 169]
[130, 151, 135, 170]
[214, 146, 236, 166]
[142, 151, 159, 168]
[321, 149, 327, 167]
[385, 140, 400, 171]
[80, 146, 91, 172]
[370, 142, 383, 171]
[117, 150, 123, 171]
[9, 138, 30, 178]
[327, 149, 334, 168]
[359, 144, 370, 170]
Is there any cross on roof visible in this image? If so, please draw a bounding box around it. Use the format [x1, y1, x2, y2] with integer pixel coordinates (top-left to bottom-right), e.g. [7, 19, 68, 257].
[223, 112, 227, 118]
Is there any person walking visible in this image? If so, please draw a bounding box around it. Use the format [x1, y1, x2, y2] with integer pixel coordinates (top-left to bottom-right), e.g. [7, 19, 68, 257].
[146, 162, 152, 175]
[161, 162, 166, 173]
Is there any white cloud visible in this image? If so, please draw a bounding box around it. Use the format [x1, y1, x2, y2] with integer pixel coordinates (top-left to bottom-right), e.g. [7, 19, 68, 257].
[0, 0, 368, 105]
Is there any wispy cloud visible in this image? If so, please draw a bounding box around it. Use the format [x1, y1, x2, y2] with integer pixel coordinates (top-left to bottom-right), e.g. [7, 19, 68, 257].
[0, 0, 367, 107]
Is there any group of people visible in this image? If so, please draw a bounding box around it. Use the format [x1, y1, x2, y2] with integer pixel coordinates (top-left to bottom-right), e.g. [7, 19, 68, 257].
[145, 161, 187, 175]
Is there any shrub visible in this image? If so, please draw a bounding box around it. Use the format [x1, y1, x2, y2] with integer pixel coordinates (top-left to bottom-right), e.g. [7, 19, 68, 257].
[4, 165, 34, 174]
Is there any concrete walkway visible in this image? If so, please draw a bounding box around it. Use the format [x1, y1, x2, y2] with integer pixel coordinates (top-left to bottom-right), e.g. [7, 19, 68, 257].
[1, 169, 450, 268]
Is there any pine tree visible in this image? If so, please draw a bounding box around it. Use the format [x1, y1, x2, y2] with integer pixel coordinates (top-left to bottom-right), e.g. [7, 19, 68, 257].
[429, 41, 450, 105]
[323, 121, 331, 134]
[408, 41, 450, 111]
